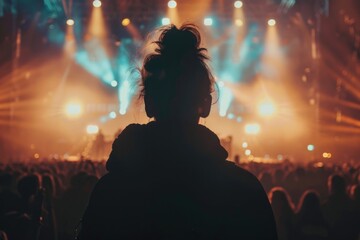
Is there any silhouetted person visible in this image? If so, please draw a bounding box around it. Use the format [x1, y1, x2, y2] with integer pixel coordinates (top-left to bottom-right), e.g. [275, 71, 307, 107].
[322, 174, 358, 240]
[57, 172, 91, 240]
[79, 24, 277, 239]
[40, 175, 58, 240]
[294, 190, 329, 240]
[0, 173, 20, 215]
[269, 187, 294, 240]
[17, 174, 40, 215]
[1, 174, 42, 240]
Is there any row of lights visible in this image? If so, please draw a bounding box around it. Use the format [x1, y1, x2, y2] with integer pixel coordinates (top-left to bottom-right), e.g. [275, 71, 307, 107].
[66, 17, 276, 27]
[65, 0, 276, 27]
[164, 18, 275, 27]
[167, 0, 243, 9]
[91, 0, 244, 10]
[92, 0, 244, 10]
[66, 18, 131, 27]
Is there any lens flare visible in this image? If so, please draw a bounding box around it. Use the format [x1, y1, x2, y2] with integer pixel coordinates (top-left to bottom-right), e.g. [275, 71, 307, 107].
[204, 18, 213, 26]
[258, 101, 276, 117]
[64, 102, 82, 118]
[307, 144, 315, 151]
[162, 17, 171, 25]
[109, 111, 117, 119]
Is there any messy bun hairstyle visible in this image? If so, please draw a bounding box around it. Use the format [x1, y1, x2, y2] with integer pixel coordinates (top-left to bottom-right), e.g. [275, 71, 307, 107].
[140, 24, 214, 121]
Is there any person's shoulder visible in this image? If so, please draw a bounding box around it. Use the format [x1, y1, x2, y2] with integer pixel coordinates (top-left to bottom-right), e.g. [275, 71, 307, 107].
[220, 160, 264, 191]
[111, 123, 148, 151]
[116, 123, 146, 137]
[223, 161, 259, 181]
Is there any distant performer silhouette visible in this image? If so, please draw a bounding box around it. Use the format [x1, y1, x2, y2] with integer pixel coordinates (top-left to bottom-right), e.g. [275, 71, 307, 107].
[79, 24, 278, 240]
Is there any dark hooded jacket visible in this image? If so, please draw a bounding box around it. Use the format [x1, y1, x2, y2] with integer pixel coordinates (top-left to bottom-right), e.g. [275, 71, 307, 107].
[79, 122, 277, 240]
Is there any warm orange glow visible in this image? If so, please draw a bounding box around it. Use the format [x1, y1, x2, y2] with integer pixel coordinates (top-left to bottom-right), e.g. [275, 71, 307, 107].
[166, 3, 180, 26]
[89, 5, 106, 38]
[122, 18, 131, 27]
[258, 101, 276, 117]
[235, 19, 243, 27]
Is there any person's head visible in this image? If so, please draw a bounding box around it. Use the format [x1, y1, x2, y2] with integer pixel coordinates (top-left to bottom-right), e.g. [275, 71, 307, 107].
[328, 174, 346, 195]
[268, 187, 294, 218]
[0, 173, 13, 190]
[17, 174, 40, 199]
[297, 190, 321, 214]
[141, 24, 214, 124]
[297, 190, 324, 224]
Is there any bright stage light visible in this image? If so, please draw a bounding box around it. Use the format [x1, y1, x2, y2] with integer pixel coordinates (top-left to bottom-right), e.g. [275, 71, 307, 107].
[122, 18, 130, 27]
[92, 0, 101, 8]
[162, 17, 171, 25]
[111, 80, 118, 87]
[204, 18, 213, 26]
[86, 125, 99, 135]
[167, 0, 177, 8]
[268, 19, 276, 26]
[258, 101, 276, 117]
[244, 123, 261, 135]
[219, 87, 232, 117]
[242, 142, 248, 148]
[234, 1, 243, 8]
[235, 19, 243, 27]
[109, 111, 117, 119]
[119, 80, 131, 115]
[307, 144, 315, 151]
[64, 102, 82, 118]
[66, 19, 75, 26]
[245, 149, 251, 156]
[322, 152, 332, 158]
[119, 109, 126, 115]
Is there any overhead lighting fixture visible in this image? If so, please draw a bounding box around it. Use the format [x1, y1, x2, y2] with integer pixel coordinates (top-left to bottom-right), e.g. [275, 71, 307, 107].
[167, 0, 177, 8]
[66, 19, 75, 26]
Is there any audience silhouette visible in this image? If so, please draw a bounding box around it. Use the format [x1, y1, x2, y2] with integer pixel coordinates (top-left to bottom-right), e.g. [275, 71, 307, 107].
[269, 187, 295, 240]
[322, 175, 358, 240]
[79, 24, 278, 239]
[295, 190, 329, 240]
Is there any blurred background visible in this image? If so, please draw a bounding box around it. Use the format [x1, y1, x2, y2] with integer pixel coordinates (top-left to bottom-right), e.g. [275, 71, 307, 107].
[0, 0, 359, 163]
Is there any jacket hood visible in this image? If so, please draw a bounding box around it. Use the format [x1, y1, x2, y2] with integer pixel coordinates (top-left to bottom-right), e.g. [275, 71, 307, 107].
[106, 122, 228, 172]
